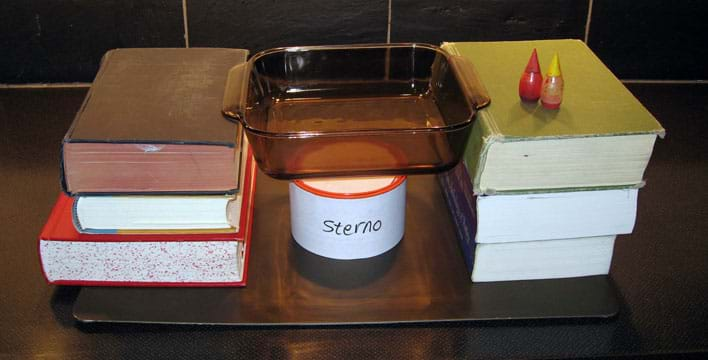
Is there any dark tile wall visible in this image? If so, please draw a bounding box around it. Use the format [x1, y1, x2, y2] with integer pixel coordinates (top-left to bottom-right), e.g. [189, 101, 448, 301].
[188, 0, 388, 53]
[0, 0, 706, 83]
[587, 0, 708, 80]
[0, 1, 185, 83]
[390, 0, 589, 44]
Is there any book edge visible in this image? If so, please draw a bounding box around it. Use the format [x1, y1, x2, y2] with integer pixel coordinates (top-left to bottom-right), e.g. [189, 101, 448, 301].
[470, 235, 616, 282]
[39, 150, 258, 286]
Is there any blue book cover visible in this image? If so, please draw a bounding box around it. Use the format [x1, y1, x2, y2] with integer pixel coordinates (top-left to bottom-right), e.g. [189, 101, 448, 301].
[437, 162, 478, 275]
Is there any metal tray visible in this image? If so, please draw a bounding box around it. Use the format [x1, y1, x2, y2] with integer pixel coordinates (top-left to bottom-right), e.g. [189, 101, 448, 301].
[222, 43, 490, 179]
[73, 172, 618, 325]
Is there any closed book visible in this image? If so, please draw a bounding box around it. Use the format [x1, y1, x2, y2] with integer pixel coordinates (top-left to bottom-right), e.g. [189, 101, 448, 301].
[438, 162, 638, 244]
[438, 163, 618, 282]
[442, 40, 665, 195]
[73, 142, 254, 234]
[469, 236, 616, 283]
[61, 48, 248, 195]
[38, 156, 256, 287]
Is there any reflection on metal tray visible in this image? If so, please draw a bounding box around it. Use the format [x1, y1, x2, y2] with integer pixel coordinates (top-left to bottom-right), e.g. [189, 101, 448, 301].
[73, 172, 618, 325]
[222, 43, 491, 179]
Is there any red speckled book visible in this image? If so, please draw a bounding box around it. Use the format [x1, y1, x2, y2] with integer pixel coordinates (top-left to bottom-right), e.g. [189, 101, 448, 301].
[38, 154, 256, 287]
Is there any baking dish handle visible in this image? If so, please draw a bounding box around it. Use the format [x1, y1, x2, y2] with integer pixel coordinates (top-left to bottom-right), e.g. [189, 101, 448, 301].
[448, 55, 491, 110]
[222, 62, 249, 123]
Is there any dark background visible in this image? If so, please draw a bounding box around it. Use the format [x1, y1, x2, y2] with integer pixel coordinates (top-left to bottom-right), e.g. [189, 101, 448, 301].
[1, 0, 707, 84]
[1, 1, 708, 359]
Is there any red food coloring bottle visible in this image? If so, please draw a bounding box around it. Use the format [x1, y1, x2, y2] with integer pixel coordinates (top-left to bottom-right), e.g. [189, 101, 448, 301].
[518, 48, 543, 102]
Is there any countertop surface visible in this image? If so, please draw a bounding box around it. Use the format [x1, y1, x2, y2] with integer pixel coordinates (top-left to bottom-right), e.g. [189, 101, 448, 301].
[1, 84, 707, 359]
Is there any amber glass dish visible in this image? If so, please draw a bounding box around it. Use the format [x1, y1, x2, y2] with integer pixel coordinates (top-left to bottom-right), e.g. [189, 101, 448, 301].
[223, 43, 490, 179]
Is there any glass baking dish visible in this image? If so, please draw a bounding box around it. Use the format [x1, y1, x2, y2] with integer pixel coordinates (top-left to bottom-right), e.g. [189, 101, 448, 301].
[222, 43, 490, 179]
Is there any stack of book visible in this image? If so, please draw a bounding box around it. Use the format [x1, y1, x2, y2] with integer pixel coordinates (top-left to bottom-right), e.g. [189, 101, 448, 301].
[38, 48, 257, 287]
[439, 40, 665, 282]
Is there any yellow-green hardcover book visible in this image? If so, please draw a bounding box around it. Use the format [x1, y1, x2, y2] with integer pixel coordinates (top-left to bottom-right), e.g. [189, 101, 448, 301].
[442, 40, 665, 195]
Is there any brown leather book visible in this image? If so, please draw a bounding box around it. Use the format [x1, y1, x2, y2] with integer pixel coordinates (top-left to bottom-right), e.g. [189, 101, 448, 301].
[61, 48, 248, 195]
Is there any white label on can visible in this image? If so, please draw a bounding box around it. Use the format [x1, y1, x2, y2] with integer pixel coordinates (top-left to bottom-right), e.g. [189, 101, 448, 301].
[289, 179, 406, 260]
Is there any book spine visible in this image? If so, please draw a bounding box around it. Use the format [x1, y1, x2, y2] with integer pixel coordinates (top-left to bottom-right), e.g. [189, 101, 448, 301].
[71, 196, 89, 233]
[60, 50, 115, 195]
[236, 150, 257, 286]
[443, 42, 500, 196]
[437, 162, 478, 275]
[463, 111, 498, 195]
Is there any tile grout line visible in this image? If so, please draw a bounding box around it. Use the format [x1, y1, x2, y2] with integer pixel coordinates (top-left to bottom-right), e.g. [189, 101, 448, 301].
[622, 79, 708, 85]
[0, 83, 91, 89]
[584, 0, 594, 43]
[182, 0, 190, 48]
[3, 80, 708, 90]
[387, 0, 392, 43]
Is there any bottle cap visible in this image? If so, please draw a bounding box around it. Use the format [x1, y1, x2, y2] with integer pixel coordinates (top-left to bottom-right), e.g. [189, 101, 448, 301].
[525, 48, 541, 73]
[546, 53, 561, 77]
